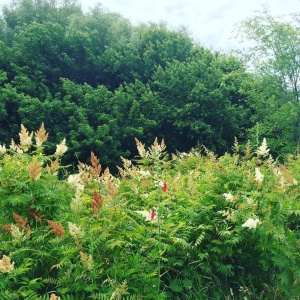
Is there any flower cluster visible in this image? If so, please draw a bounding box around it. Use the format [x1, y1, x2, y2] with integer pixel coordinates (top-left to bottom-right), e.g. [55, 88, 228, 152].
[68, 173, 84, 192]
[135, 137, 166, 159]
[55, 138, 67, 156]
[242, 217, 261, 229]
[255, 167, 264, 183]
[256, 138, 270, 157]
[91, 190, 103, 216]
[47, 220, 65, 237]
[0, 255, 14, 274]
[68, 173, 85, 214]
[10, 224, 28, 242]
[49, 293, 60, 300]
[79, 251, 93, 269]
[218, 208, 236, 221]
[28, 158, 43, 180]
[34, 122, 49, 147]
[135, 208, 157, 222]
[46, 157, 59, 176]
[223, 192, 234, 202]
[0, 144, 6, 154]
[68, 222, 84, 240]
[6, 123, 48, 153]
[19, 124, 33, 152]
[70, 189, 85, 214]
[10, 139, 24, 153]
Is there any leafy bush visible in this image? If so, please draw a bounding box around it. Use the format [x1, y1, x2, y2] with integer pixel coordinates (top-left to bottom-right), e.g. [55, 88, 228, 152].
[0, 125, 299, 299]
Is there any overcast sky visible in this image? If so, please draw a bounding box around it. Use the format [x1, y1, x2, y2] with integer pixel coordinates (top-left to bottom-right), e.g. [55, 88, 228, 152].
[1, 0, 299, 50]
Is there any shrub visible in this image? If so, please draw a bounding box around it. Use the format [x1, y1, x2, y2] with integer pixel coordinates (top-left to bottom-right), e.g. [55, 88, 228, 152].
[0, 125, 299, 299]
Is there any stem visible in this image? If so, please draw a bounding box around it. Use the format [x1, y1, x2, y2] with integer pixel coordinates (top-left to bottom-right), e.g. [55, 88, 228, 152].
[157, 203, 161, 295]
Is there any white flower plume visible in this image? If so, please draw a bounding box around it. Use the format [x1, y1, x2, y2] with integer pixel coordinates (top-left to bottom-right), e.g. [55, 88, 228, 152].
[242, 217, 261, 229]
[55, 138, 67, 156]
[257, 138, 269, 157]
[255, 168, 264, 183]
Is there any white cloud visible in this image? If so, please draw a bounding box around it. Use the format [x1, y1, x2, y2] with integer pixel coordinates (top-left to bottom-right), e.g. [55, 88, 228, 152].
[1, 0, 299, 50]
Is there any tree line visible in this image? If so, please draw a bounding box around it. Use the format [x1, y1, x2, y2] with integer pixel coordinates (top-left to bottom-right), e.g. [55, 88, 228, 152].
[0, 0, 299, 171]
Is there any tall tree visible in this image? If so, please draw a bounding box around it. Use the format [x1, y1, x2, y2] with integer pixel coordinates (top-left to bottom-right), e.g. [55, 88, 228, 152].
[2, 0, 82, 33]
[235, 7, 300, 156]
[11, 21, 68, 98]
[235, 7, 300, 102]
[153, 46, 249, 153]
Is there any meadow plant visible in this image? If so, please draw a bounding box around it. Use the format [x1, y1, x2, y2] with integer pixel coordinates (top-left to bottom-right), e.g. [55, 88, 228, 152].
[0, 127, 299, 299]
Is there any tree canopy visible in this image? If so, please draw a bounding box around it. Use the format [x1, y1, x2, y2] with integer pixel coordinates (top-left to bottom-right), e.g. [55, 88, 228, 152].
[0, 0, 299, 170]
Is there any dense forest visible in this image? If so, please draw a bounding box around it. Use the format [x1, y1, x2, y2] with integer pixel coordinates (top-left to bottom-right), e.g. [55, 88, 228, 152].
[0, 0, 299, 170]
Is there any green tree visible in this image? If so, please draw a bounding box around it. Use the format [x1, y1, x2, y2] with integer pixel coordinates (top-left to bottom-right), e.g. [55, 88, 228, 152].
[66, 4, 133, 87]
[11, 21, 69, 98]
[235, 7, 300, 156]
[235, 7, 300, 102]
[0, 71, 35, 143]
[2, 0, 82, 34]
[153, 46, 249, 153]
[134, 22, 193, 82]
[109, 80, 163, 159]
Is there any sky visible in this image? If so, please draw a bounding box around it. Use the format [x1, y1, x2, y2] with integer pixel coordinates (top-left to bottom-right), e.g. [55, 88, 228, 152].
[1, 0, 299, 51]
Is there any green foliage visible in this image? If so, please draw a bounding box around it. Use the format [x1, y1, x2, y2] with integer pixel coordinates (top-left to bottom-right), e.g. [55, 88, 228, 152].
[1, 126, 299, 299]
[235, 6, 300, 102]
[152, 48, 249, 153]
[0, 0, 262, 170]
[235, 7, 300, 158]
[1, 1, 300, 298]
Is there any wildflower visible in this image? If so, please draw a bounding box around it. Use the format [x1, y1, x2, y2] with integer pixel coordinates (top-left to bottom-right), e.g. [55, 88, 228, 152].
[9, 139, 17, 151]
[68, 222, 84, 240]
[91, 190, 103, 216]
[0, 255, 14, 273]
[154, 180, 164, 188]
[35, 122, 49, 147]
[16, 148, 23, 154]
[150, 207, 155, 219]
[79, 251, 93, 269]
[135, 138, 147, 158]
[10, 139, 23, 153]
[70, 189, 85, 214]
[0, 144, 6, 154]
[218, 208, 236, 221]
[19, 124, 33, 152]
[10, 224, 27, 242]
[163, 182, 167, 192]
[13, 213, 30, 232]
[110, 279, 129, 300]
[135, 208, 157, 222]
[49, 293, 60, 300]
[137, 170, 151, 177]
[255, 168, 264, 183]
[68, 173, 84, 192]
[242, 217, 260, 229]
[223, 193, 234, 201]
[90, 152, 101, 179]
[179, 152, 188, 158]
[151, 137, 166, 154]
[257, 138, 269, 157]
[47, 220, 64, 237]
[46, 157, 59, 175]
[55, 138, 67, 156]
[28, 158, 43, 180]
